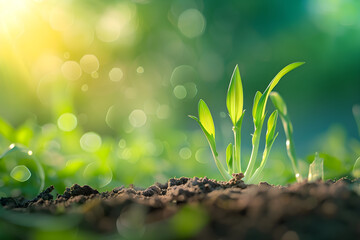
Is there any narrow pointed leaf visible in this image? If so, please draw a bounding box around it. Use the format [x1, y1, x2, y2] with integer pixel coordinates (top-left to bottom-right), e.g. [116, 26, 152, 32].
[226, 143, 233, 173]
[308, 153, 324, 182]
[226, 65, 243, 126]
[266, 110, 278, 146]
[189, 115, 217, 153]
[255, 62, 304, 126]
[198, 99, 215, 138]
[189, 115, 230, 180]
[252, 91, 262, 120]
[270, 92, 302, 182]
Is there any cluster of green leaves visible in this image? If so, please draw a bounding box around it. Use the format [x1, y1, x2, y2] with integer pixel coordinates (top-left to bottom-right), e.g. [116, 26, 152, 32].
[190, 62, 305, 182]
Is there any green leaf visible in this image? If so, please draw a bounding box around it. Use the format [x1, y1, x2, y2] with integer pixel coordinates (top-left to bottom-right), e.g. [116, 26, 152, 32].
[189, 114, 230, 180]
[353, 157, 360, 178]
[226, 65, 243, 126]
[252, 91, 262, 121]
[198, 99, 215, 138]
[266, 110, 278, 146]
[270, 92, 287, 116]
[308, 152, 324, 182]
[255, 62, 304, 126]
[270, 91, 302, 182]
[226, 143, 233, 173]
[0, 116, 14, 140]
[188, 115, 217, 154]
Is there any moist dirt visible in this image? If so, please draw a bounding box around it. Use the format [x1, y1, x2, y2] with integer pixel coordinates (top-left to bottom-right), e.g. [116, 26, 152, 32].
[1, 174, 359, 240]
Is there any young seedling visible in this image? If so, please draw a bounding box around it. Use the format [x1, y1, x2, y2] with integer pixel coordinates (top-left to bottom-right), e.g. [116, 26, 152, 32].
[270, 92, 303, 182]
[308, 152, 324, 182]
[189, 62, 304, 182]
[270, 91, 325, 182]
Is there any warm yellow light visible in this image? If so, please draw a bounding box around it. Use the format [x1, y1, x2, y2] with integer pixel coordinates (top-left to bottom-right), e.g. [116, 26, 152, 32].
[0, 0, 29, 39]
[0, 0, 28, 19]
[0, 0, 63, 86]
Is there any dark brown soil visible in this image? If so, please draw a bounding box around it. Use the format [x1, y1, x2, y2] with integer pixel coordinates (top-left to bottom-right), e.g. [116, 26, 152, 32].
[1, 174, 359, 240]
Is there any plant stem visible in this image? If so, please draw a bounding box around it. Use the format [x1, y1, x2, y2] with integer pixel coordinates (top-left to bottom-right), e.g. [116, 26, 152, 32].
[247, 153, 268, 183]
[212, 151, 232, 180]
[243, 124, 263, 181]
[247, 139, 274, 184]
[286, 138, 302, 182]
[282, 118, 302, 182]
[207, 139, 231, 180]
[232, 126, 241, 173]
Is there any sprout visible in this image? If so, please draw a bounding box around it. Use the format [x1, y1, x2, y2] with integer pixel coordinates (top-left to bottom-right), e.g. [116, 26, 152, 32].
[270, 92, 330, 183]
[270, 91, 303, 182]
[190, 62, 304, 182]
[308, 153, 324, 182]
[226, 65, 243, 126]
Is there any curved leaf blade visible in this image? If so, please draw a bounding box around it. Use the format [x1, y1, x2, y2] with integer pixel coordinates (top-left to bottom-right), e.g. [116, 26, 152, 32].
[255, 62, 304, 126]
[226, 143, 233, 174]
[188, 115, 217, 153]
[226, 65, 243, 126]
[198, 99, 215, 138]
[252, 91, 262, 121]
[266, 110, 278, 146]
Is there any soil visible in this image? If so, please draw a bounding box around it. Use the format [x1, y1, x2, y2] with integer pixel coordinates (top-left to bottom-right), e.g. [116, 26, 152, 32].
[1, 173, 359, 240]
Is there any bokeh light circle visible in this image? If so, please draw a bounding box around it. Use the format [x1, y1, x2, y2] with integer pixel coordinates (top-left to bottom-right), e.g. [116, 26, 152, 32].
[57, 113, 77, 132]
[96, 6, 133, 42]
[179, 147, 192, 159]
[80, 132, 102, 152]
[61, 61, 82, 81]
[80, 54, 99, 74]
[178, 9, 206, 38]
[109, 67, 124, 82]
[173, 85, 187, 99]
[129, 109, 147, 127]
[10, 165, 31, 182]
[195, 148, 210, 164]
[136, 66, 144, 74]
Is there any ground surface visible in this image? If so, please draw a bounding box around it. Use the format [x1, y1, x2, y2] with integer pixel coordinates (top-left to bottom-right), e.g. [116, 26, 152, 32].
[1, 174, 359, 240]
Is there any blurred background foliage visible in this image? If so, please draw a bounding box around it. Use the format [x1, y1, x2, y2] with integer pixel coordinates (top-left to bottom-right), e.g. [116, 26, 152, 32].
[0, 0, 359, 198]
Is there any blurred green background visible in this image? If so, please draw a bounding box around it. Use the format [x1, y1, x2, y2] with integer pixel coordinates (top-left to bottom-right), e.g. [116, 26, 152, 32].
[0, 0, 359, 196]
